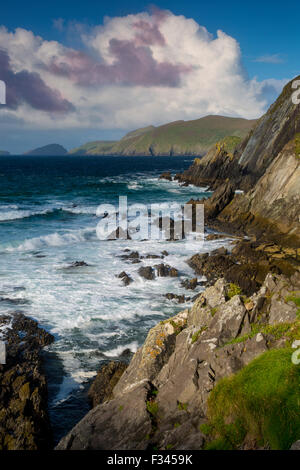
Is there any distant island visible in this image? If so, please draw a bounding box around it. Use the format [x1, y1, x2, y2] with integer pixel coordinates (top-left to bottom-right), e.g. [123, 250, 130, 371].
[24, 144, 68, 156]
[0, 150, 10, 155]
[69, 115, 257, 157]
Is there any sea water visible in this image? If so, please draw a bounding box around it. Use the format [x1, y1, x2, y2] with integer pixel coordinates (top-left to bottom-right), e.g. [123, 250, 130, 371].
[0, 155, 230, 442]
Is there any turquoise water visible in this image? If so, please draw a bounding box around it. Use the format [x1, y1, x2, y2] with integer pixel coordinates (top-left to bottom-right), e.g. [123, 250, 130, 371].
[0, 155, 227, 442]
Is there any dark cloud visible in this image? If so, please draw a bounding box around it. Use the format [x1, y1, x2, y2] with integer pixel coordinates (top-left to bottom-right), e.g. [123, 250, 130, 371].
[0, 50, 74, 112]
[49, 39, 191, 88]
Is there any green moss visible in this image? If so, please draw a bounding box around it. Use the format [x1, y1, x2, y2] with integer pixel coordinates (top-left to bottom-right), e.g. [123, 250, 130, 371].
[174, 422, 181, 429]
[177, 401, 188, 411]
[210, 307, 217, 317]
[205, 348, 300, 449]
[191, 326, 208, 344]
[146, 400, 159, 417]
[227, 283, 242, 299]
[166, 444, 174, 450]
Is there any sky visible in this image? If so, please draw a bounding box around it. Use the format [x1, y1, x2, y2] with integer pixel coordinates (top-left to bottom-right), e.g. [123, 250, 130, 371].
[0, 0, 299, 153]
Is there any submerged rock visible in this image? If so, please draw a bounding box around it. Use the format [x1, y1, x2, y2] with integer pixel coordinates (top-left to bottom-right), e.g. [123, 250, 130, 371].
[154, 263, 178, 277]
[159, 171, 172, 181]
[117, 271, 133, 286]
[165, 293, 189, 303]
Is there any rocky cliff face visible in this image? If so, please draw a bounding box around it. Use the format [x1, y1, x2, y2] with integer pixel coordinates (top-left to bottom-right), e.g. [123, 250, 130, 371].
[218, 137, 300, 245]
[177, 76, 300, 191]
[177, 76, 300, 246]
[56, 271, 300, 450]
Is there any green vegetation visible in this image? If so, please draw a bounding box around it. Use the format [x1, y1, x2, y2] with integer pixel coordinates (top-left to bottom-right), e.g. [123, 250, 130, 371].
[204, 348, 300, 450]
[216, 136, 242, 154]
[191, 326, 208, 344]
[174, 422, 181, 429]
[295, 133, 300, 159]
[146, 400, 159, 417]
[69, 116, 256, 156]
[223, 320, 300, 347]
[199, 423, 214, 435]
[210, 307, 218, 317]
[69, 140, 117, 155]
[177, 402, 188, 411]
[227, 283, 242, 299]
[169, 319, 186, 335]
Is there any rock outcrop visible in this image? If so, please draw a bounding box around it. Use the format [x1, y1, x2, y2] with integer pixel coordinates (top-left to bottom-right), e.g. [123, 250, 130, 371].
[88, 361, 128, 408]
[56, 272, 300, 450]
[177, 76, 300, 246]
[0, 312, 54, 450]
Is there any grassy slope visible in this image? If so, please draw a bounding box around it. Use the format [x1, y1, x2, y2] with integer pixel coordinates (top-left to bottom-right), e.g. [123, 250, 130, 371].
[69, 141, 117, 156]
[203, 347, 300, 450]
[69, 116, 257, 156]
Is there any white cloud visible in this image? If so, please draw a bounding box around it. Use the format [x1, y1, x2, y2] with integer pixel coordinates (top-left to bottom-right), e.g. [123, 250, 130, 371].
[0, 10, 288, 135]
[254, 54, 284, 64]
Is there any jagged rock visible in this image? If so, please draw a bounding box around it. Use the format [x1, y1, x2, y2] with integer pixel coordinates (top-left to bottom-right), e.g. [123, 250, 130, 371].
[56, 273, 300, 450]
[113, 310, 188, 398]
[0, 313, 54, 450]
[154, 263, 178, 277]
[120, 251, 140, 262]
[117, 271, 133, 286]
[159, 172, 172, 181]
[56, 383, 153, 450]
[144, 254, 163, 259]
[138, 266, 155, 280]
[164, 293, 188, 303]
[265, 273, 299, 324]
[65, 261, 89, 268]
[181, 278, 198, 290]
[203, 181, 235, 219]
[88, 361, 128, 408]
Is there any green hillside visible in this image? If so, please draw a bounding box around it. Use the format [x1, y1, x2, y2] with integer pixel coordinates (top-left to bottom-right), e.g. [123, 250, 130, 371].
[69, 115, 257, 156]
[69, 141, 117, 156]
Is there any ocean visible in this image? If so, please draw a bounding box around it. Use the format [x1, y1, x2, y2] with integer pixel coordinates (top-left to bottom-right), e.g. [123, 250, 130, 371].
[0, 155, 229, 443]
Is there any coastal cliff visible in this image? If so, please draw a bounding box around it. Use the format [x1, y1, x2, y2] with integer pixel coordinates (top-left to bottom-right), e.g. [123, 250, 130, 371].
[56, 77, 300, 451]
[69, 116, 256, 157]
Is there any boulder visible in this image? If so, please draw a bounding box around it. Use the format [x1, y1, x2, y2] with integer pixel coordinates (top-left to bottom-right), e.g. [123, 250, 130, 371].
[138, 266, 155, 280]
[88, 361, 128, 408]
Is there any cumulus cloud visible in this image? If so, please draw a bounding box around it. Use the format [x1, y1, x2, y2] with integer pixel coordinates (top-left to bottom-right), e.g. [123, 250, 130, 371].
[0, 9, 289, 138]
[0, 49, 74, 112]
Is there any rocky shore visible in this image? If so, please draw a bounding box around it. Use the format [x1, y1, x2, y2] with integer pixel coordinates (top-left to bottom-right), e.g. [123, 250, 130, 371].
[56, 76, 300, 450]
[2, 76, 300, 451]
[0, 312, 54, 450]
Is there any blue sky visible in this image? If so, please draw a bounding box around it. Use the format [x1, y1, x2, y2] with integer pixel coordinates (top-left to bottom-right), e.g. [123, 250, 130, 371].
[2, 0, 298, 80]
[0, 1, 298, 152]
